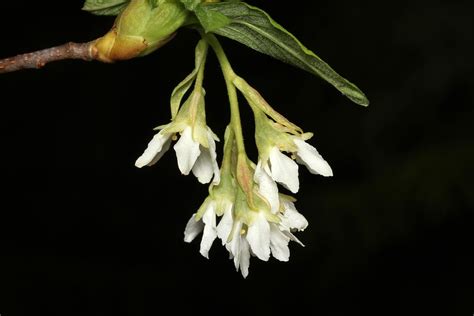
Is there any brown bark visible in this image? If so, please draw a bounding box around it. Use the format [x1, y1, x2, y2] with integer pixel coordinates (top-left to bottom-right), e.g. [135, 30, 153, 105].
[0, 41, 98, 74]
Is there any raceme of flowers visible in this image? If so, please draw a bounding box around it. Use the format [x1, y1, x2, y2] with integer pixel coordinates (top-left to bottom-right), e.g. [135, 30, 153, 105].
[134, 38, 332, 278]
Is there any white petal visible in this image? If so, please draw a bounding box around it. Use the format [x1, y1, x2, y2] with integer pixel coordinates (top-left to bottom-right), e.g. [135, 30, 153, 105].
[246, 213, 271, 261]
[192, 147, 214, 184]
[228, 221, 242, 269]
[254, 161, 280, 214]
[226, 220, 250, 278]
[207, 128, 221, 185]
[192, 129, 221, 184]
[199, 203, 217, 259]
[135, 131, 172, 168]
[239, 238, 251, 278]
[283, 231, 305, 247]
[281, 201, 309, 231]
[269, 147, 300, 193]
[183, 214, 204, 243]
[173, 127, 201, 175]
[270, 224, 290, 261]
[149, 138, 172, 166]
[216, 204, 233, 245]
[294, 138, 333, 177]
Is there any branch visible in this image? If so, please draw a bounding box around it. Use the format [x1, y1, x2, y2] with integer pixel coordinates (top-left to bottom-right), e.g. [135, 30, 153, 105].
[0, 41, 98, 74]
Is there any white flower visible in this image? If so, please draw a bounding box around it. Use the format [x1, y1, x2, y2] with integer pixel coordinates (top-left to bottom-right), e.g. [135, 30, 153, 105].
[218, 198, 308, 278]
[135, 125, 220, 184]
[226, 219, 251, 278]
[277, 199, 308, 248]
[174, 126, 220, 185]
[252, 102, 333, 193]
[184, 188, 234, 259]
[267, 146, 300, 193]
[265, 200, 309, 262]
[173, 126, 201, 175]
[134, 129, 172, 168]
[246, 212, 271, 261]
[184, 179, 308, 278]
[216, 201, 234, 245]
[253, 160, 307, 262]
[293, 138, 333, 178]
[183, 200, 218, 259]
[257, 139, 333, 194]
[254, 160, 280, 214]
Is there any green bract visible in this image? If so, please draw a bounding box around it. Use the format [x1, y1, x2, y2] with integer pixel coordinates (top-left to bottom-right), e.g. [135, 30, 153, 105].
[92, 0, 189, 62]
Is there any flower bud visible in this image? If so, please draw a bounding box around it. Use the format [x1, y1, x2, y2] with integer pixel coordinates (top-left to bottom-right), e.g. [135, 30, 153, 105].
[93, 0, 189, 62]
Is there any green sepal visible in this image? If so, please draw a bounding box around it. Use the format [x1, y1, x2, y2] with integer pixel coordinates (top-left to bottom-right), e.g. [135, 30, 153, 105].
[233, 76, 303, 134]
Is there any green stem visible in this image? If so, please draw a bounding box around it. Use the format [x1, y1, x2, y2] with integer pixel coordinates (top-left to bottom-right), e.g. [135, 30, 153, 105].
[193, 41, 208, 92]
[189, 40, 208, 121]
[204, 34, 246, 155]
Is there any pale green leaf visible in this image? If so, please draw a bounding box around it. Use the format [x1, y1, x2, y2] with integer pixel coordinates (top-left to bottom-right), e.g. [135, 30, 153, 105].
[179, 1, 231, 33]
[179, 0, 201, 11]
[82, 0, 130, 16]
[195, 6, 231, 33]
[202, 2, 369, 106]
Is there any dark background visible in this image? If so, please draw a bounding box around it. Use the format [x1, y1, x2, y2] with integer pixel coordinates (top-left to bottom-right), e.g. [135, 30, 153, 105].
[0, 1, 472, 315]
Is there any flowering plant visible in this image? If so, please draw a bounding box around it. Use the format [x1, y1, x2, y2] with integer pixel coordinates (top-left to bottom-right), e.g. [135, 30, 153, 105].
[0, 0, 368, 277]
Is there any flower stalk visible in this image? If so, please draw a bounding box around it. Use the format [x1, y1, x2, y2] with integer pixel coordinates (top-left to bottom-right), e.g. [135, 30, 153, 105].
[204, 33, 257, 206]
[204, 34, 244, 154]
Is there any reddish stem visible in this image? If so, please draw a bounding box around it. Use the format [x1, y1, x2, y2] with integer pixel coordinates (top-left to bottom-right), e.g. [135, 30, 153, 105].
[0, 41, 98, 74]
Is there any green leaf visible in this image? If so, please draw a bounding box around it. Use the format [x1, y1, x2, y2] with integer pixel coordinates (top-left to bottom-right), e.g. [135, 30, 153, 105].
[195, 5, 231, 33]
[170, 40, 208, 119]
[82, 0, 130, 16]
[179, 1, 231, 33]
[179, 0, 201, 11]
[201, 2, 369, 106]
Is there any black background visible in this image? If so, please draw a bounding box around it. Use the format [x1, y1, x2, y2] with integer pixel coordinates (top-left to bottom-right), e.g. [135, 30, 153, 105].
[0, 1, 473, 315]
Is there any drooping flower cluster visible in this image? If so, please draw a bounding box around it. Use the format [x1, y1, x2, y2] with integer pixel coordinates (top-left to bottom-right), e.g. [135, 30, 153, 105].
[134, 39, 333, 277]
[0, 0, 368, 279]
[183, 180, 311, 278]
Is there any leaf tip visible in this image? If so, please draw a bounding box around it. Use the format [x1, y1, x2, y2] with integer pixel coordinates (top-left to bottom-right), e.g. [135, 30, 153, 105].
[357, 95, 370, 107]
[349, 95, 370, 107]
[340, 86, 370, 107]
